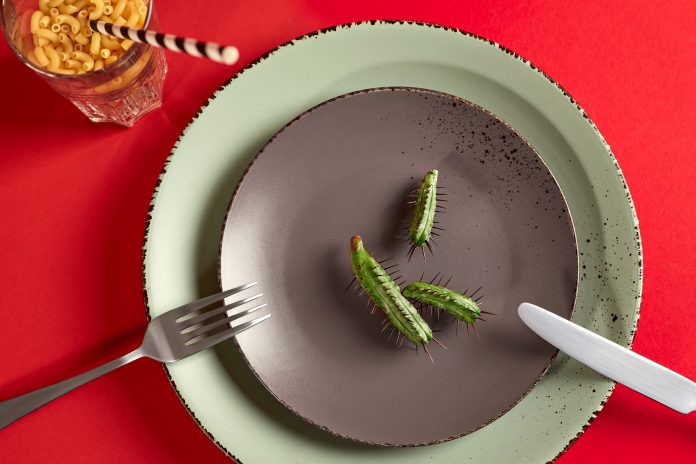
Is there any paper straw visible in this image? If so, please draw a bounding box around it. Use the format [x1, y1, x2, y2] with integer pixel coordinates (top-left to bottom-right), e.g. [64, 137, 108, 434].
[89, 20, 239, 65]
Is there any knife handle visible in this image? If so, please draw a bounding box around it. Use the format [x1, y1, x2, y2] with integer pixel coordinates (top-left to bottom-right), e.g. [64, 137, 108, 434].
[519, 303, 696, 414]
[588, 339, 696, 413]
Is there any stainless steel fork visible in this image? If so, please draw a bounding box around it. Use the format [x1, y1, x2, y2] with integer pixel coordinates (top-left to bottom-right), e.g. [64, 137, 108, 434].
[0, 283, 270, 430]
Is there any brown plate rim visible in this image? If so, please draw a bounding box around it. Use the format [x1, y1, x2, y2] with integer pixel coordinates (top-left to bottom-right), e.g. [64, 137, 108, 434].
[216, 86, 579, 447]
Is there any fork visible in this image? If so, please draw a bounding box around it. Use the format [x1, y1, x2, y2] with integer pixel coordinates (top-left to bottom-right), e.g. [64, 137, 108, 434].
[0, 283, 270, 430]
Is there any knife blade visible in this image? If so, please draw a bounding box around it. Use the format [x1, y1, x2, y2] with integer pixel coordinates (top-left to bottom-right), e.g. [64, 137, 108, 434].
[518, 303, 696, 414]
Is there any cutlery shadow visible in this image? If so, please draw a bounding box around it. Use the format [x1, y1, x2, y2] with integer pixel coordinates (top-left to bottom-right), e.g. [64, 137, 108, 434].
[0, 329, 142, 400]
[185, 139, 385, 452]
[213, 343, 385, 453]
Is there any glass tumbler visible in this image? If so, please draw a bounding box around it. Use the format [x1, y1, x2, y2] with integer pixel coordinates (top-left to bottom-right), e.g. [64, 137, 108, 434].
[1, 0, 167, 127]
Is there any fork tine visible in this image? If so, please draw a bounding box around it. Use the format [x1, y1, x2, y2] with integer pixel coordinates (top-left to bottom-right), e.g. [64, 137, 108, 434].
[171, 283, 258, 320]
[188, 314, 272, 351]
[180, 293, 263, 327]
[184, 303, 267, 340]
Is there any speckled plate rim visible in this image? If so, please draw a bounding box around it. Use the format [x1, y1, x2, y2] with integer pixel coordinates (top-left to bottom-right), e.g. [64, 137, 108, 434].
[142, 21, 642, 464]
[218, 86, 580, 447]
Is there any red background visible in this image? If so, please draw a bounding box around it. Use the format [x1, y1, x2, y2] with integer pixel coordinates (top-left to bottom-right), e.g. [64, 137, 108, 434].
[2, 1, 695, 462]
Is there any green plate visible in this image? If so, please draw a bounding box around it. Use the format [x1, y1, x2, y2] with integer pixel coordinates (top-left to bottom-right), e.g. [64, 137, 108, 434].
[143, 21, 642, 463]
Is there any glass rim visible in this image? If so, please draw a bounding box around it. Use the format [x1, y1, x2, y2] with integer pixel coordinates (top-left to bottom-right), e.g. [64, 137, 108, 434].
[0, 0, 153, 80]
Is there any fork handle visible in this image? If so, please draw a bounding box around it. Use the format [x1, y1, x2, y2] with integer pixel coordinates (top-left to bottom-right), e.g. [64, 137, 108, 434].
[0, 348, 144, 430]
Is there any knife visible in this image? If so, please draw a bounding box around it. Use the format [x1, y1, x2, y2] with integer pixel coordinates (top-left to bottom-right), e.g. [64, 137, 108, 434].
[518, 303, 696, 413]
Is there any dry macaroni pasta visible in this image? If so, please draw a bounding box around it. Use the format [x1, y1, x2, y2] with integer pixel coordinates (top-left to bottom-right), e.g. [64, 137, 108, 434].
[39, 15, 51, 28]
[58, 3, 79, 15]
[36, 28, 59, 43]
[73, 32, 89, 45]
[71, 50, 95, 71]
[30, 10, 43, 33]
[55, 14, 80, 33]
[99, 34, 120, 50]
[38, 0, 51, 14]
[34, 46, 50, 66]
[109, 0, 126, 20]
[89, 31, 101, 55]
[125, 12, 138, 27]
[27, 0, 149, 87]
[43, 45, 61, 70]
[72, 0, 89, 10]
[89, 0, 105, 20]
[57, 32, 73, 53]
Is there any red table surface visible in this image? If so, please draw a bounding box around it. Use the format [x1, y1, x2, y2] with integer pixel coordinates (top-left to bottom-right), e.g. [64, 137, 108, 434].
[1, 0, 695, 462]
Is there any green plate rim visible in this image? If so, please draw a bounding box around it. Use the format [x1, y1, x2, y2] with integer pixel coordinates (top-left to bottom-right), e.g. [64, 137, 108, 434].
[141, 20, 643, 464]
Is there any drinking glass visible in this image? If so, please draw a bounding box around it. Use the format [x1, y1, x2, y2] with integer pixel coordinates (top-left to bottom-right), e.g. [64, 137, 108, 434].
[1, 0, 167, 126]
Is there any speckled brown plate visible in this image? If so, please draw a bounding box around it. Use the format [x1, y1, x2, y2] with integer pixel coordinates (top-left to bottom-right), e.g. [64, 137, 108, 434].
[219, 87, 578, 446]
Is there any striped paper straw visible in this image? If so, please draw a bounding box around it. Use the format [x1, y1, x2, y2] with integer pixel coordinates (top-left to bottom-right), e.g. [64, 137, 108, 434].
[90, 20, 239, 65]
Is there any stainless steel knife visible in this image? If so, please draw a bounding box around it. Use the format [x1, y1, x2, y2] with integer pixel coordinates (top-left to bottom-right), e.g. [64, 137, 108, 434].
[518, 302, 696, 413]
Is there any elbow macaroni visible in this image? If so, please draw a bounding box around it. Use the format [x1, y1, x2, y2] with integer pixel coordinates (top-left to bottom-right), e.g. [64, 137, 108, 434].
[100, 34, 121, 50]
[34, 46, 50, 66]
[57, 32, 73, 53]
[73, 32, 89, 45]
[71, 50, 95, 71]
[125, 12, 138, 27]
[77, 9, 88, 30]
[30, 10, 43, 33]
[44, 45, 61, 70]
[89, 0, 105, 20]
[89, 32, 101, 55]
[64, 58, 82, 69]
[109, 0, 127, 20]
[36, 28, 59, 43]
[58, 3, 79, 14]
[55, 14, 80, 33]
[72, 0, 89, 10]
[38, 0, 51, 14]
[27, 0, 149, 81]
[39, 15, 51, 28]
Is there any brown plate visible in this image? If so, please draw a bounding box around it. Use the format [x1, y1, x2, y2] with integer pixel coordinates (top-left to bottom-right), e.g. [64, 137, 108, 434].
[219, 87, 578, 446]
